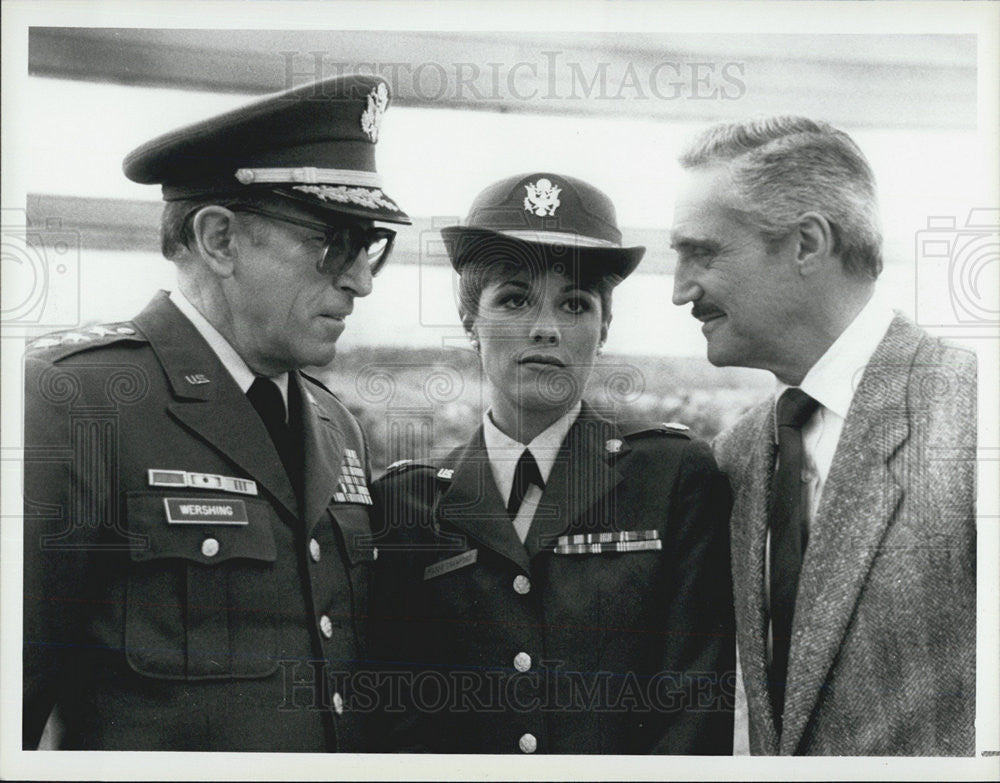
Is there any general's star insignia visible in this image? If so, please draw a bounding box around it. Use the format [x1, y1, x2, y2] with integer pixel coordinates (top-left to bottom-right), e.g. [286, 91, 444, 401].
[30, 337, 60, 349]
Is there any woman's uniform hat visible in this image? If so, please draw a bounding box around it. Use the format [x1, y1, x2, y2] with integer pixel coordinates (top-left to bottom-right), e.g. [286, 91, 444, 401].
[441, 172, 645, 280]
[122, 74, 410, 225]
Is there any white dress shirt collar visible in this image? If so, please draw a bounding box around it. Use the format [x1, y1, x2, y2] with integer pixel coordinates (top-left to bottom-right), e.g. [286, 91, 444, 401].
[775, 294, 895, 423]
[169, 289, 289, 413]
[482, 401, 582, 503]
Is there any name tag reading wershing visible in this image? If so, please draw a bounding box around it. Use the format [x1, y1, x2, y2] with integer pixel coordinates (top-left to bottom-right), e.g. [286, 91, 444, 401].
[423, 549, 478, 581]
[164, 497, 249, 525]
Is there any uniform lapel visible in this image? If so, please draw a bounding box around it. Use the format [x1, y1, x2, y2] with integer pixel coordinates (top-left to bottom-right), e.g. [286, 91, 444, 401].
[728, 402, 780, 754]
[135, 292, 298, 519]
[523, 403, 625, 558]
[779, 317, 916, 753]
[296, 375, 347, 536]
[436, 429, 531, 573]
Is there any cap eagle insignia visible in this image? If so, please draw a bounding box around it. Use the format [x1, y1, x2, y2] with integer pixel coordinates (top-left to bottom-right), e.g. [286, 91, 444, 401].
[361, 82, 389, 142]
[523, 178, 562, 217]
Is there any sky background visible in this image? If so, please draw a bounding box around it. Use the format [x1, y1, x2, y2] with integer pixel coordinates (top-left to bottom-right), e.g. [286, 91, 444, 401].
[13, 74, 997, 356]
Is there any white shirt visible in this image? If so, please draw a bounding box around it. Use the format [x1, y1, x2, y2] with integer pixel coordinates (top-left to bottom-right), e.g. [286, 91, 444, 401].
[169, 289, 289, 419]
[774, 295, 895, 526]
[482, 401, 582, 543]
[764, 295, 894, 665]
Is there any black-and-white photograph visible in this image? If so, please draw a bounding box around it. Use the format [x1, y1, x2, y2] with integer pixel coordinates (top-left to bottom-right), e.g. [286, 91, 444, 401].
[2, 1, 997, 780]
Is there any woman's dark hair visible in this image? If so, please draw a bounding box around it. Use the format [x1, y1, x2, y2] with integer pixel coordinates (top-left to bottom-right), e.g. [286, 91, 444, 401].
[455, 237, 617, 338]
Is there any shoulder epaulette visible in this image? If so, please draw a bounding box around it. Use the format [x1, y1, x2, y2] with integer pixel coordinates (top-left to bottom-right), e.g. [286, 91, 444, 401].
[622, 421, 692, 440]
[27, 323, 145, 361]
[382, 459, 439, 478]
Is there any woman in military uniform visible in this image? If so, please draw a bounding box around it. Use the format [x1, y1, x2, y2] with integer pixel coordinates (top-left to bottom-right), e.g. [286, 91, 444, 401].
[371, 173, 735, 754]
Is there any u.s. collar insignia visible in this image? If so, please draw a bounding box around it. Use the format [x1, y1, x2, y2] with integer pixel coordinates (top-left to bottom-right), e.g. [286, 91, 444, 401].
[604, 438, 623, 454]
[361, 82, 389, 142]
[523, 178, 561, 217]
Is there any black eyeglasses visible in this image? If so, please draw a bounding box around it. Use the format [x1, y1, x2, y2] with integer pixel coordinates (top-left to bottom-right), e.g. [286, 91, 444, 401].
[232, 206, 396, 277]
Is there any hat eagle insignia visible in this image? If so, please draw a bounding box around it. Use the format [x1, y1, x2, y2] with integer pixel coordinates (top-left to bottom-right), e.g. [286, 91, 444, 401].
[361, 82, 389, 142]
[523, 178, 561, 217]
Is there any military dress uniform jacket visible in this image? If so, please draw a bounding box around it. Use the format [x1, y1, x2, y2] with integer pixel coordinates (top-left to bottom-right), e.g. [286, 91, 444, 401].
[370, 404, 736, 754]
[716, 315, 976, 756]
[22, 291, 379, 751]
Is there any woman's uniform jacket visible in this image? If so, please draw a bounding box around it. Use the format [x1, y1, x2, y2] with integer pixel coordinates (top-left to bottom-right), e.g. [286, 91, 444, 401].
[370, 403, 735, 754]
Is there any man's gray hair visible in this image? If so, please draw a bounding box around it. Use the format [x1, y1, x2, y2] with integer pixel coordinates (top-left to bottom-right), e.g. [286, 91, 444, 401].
[160, 194, 273, 260]
[680, 116, 883, 279]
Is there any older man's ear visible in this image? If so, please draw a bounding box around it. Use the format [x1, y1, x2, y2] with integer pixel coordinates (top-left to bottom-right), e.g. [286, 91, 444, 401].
[793, 211, 838, 277]
[190, 206, 240, 276]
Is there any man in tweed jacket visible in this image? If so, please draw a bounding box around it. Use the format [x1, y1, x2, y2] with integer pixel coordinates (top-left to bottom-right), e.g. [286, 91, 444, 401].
[669, 116, 976, 755]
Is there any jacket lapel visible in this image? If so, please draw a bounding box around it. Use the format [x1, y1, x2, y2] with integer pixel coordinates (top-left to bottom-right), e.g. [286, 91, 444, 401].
[524, 403, 626, 558]
[779, 316, 917, 753]
[727, 402, 781, 754]
[135, 292, 298, 519]
[296, 375, 347, 536]
[436, 429, 531, 573]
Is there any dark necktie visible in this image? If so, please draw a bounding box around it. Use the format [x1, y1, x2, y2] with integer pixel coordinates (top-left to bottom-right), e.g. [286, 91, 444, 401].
[768, 387, 820, 731]
[506, 449, 545, 520]
[247, 376, 302, 500]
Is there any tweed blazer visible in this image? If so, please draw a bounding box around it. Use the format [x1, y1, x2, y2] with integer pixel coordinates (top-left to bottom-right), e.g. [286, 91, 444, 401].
[715, 314, 976, 756]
